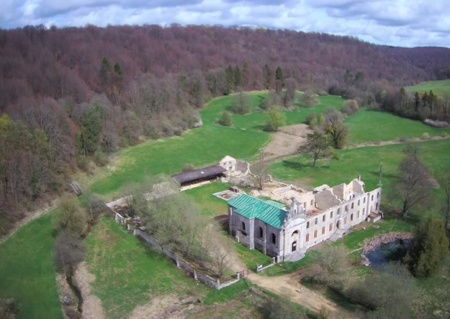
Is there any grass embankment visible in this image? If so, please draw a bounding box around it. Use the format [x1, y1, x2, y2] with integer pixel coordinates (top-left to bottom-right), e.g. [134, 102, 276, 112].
[0, 214, 63, 319]
[405, 79, 450, 98]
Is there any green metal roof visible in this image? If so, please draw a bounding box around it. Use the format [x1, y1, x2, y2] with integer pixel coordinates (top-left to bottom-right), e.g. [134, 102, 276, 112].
[228, 194, 287, 229]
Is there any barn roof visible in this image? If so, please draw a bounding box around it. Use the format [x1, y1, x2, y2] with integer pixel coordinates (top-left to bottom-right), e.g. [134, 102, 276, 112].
[228, 194, 287, 229]
[172, 165, 226, 184]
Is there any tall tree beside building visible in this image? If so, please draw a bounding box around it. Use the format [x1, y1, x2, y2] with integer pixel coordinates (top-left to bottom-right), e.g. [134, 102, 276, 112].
[406, 217, 449, 278]
[392, 145, 435, 218]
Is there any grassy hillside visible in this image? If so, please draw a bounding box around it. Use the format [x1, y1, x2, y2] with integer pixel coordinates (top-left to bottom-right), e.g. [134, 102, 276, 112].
[346, 109, 450, 145]
[405, 79, 450, 97]
[0, 214, 63, 319]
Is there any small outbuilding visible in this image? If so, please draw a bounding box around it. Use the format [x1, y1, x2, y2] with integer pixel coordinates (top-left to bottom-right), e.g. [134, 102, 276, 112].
[172, 165, 226, 187]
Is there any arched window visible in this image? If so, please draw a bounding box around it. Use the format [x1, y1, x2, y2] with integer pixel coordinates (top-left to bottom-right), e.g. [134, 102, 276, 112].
[271, 233, 276, 244]
[242, 222, 246, 231]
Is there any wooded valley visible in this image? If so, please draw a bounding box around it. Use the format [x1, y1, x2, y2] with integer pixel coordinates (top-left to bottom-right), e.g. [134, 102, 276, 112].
[1, 24, 450, 235]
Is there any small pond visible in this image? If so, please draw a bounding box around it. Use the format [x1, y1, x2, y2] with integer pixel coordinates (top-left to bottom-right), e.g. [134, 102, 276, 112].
[366, 239, 412, 270]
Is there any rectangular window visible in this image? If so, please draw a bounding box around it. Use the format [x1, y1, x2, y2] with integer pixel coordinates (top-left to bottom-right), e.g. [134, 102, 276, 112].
[330, 211, 333, 218]
[363, 197, 366, 203]
[371, 195, 374, 201]
[329, 224, 332, 231]
[358, 200, 360, 206]
[315, 218, 318, 225]
[351, 202, 354, 209]
[322, 227, 325, 235]
[357, 211, 360, 219]
[306, 234, 309, 242]
[271, 233, 276, 244]
[314, 230, 317, 238]
[307, 221, 310, 228]
[322, 215, 326, 222]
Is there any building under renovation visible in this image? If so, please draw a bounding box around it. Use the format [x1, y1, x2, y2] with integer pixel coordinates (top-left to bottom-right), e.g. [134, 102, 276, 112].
[228, 178, 382, 261]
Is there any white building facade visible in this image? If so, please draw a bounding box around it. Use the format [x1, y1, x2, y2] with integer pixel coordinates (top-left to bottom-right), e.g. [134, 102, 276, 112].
[228, 178, 382, 261]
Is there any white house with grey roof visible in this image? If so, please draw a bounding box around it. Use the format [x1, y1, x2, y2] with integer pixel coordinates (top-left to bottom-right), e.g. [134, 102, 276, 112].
[228, 178, 382, 261]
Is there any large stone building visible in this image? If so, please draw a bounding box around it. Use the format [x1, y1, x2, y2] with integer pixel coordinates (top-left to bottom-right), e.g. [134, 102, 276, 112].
[228, 178, 382, 261]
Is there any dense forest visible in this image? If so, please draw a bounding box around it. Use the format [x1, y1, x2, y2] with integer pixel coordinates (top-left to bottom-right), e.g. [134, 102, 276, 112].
[1, 24, 450, 235]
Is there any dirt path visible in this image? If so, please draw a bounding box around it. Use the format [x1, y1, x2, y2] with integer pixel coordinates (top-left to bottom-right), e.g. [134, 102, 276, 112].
[263, 124, 312, 161]
[247, 273, 360, 319]
[74, 262, 106, 319]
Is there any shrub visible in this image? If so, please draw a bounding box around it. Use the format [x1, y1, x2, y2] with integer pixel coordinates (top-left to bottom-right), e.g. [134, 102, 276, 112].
[218, 111, 232, 126]
[341, 99, 360, 116]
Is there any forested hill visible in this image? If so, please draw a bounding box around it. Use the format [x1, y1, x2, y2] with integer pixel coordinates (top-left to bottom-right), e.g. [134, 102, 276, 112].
[1, 24, 450, 236]
[382, 46, 450, 79]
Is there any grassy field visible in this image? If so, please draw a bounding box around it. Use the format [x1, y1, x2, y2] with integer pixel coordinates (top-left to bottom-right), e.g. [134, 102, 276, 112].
[405, 79, 450, 98]
[346, 109, 450, 145]
[0, 214, 63, 319]
[270, 138, 450, 194]
[184, 182, 230, 217]
[91, 125, 269, 195]
[91, 92, 346, 196]
[85, 216, 210, 319]
[203, 92, 345, 131]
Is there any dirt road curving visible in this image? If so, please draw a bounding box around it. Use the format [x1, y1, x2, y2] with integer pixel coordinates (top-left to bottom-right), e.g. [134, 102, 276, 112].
[247, 273, 361, 319]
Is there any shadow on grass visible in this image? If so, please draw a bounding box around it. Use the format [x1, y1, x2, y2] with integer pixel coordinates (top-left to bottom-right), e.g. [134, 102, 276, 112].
[281, 160, 311, 171]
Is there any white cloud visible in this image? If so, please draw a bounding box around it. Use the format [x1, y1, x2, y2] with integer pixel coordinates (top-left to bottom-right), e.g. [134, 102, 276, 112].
[0, 0, 449, 47]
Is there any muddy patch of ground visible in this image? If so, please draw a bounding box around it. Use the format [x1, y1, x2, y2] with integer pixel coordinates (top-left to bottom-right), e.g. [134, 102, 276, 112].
[74, 262, 106, 319]
[127, 294, 199, 319]
[263, 124, 313, 161]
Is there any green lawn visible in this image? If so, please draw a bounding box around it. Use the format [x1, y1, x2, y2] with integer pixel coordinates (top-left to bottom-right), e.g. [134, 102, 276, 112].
[85, 217, 208, 319]
[184, 182, 230, 217]
[234, 243, 272, 271]
[0, 214, 63, 319]
[346, 109, 450, 145]
[406, 79, 450, 98]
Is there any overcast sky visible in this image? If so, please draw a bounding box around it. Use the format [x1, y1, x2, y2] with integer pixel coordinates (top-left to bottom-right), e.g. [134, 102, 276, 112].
[1, 0, 449, 48]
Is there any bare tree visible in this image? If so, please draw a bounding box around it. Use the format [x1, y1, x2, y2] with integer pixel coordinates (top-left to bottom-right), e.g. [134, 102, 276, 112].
[393, 145, 435, 218]
[300, 90, 318, 108]
[251, 150, 268, 190]
[300, 132, 328, 167]
[324, 109, 348, 149]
